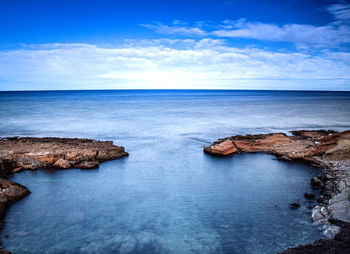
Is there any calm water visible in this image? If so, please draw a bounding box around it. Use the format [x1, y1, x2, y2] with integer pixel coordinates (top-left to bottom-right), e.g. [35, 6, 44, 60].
[1, 90, 350, 254]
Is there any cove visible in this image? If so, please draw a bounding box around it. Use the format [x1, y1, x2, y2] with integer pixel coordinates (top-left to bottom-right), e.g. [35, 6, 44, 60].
[3, 150, 322, 253]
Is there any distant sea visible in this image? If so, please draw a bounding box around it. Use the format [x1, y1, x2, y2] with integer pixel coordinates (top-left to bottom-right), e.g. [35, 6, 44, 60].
[1, 90, 350, 254]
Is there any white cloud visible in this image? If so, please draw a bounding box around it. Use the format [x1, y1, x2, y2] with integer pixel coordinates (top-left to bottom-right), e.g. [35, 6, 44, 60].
[0, 40, 349, 90]
[141, 21, 207, 36]
[212, 18, 350, 48]
[327, 2, 350, 21]
[141, 2, 350, 49]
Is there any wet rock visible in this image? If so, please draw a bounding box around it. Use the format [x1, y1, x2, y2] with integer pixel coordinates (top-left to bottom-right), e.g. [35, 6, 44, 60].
[304, 193, 315, 199]
[203, 139, 237, 155]
[75, 161, 99, 169]
[279, 220, 350, 254]
[289, 203, 300, 209]
[0, 248, 11, 254]
[311, 177, 321, 189]
[312, 206, 325, 222]
[317, 195, 326, 203]
[323, 224, 341, 238]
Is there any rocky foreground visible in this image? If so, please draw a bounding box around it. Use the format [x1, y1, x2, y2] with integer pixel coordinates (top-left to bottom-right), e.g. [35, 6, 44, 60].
[204, 130, 350, 253]
[0, 137, 128, 253]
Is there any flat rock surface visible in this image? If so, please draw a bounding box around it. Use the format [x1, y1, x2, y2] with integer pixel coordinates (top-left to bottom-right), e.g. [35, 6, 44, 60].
[204, 130, 350, 165]
[0, 137, 128, 177]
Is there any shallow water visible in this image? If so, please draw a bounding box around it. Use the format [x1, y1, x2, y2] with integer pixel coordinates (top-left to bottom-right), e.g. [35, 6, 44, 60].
[1, 90, 350, 253]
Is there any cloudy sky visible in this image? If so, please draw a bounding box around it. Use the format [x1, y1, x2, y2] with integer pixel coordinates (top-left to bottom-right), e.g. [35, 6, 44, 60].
[0, 0, 350, 90]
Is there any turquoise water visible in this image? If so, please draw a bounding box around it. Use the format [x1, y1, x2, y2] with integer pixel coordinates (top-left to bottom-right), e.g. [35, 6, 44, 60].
[1, 90, 350, 253]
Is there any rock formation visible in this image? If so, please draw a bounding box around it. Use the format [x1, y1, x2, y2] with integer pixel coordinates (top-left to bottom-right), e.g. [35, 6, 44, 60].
[204, 130, 350, 253]
[0, 137, 128, 177]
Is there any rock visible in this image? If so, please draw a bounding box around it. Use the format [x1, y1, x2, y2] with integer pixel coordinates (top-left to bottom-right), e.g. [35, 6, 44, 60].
[311, 177, 321, 189]
[328, 200, 350, 221]
[323, 224, 341, 238]
[0, 137, 128, 175]
[317, 195, 326, 203]
[328, 192, 349, 206]
[304, 192, 315, 199]
[203, 140, 237, 155]
[278, 220, 350, 254]
[289, 203, 300, 209]
[53, 158, 76, 169]
[312, 206, 324, 222]
[75, 161, 99, 169]
[320, 206, 329, 217]
[204, 130, 349, 164]
[0, 249, 11, 254]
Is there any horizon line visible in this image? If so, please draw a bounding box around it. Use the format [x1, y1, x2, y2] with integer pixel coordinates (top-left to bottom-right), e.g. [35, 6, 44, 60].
[1, 88, 350, 92]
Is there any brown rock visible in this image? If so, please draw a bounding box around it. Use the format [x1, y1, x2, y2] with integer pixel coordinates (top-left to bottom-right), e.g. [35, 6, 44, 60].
[0, 179, 30, 219]
[53, 158, 76, 169]
[205, 140, 237, 155]
[75, 161, 99, 169]
[204, 130, 350, 165]
[0, 137, 128, 175]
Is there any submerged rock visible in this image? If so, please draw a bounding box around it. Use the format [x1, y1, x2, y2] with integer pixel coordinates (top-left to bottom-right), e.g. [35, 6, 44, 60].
[289, 203, 300, 209]
[311, 177, 322, 189]
[304, 193, 315, 199]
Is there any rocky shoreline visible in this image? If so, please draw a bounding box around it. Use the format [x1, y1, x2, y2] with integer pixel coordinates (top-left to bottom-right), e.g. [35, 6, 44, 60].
[0, 137, 128, 253]
[204, 130, 350, 253]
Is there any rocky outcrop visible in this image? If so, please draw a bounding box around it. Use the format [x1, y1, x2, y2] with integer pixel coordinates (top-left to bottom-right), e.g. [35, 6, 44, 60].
[278, 219, 350, 254]
[0, 179, 30, 254]
[204, 130, 350, 165]
[0, 137, 128, 253]
[204, 130, 350, 253]
[0, 137, 129, 177]
[0, 179, 30, 221]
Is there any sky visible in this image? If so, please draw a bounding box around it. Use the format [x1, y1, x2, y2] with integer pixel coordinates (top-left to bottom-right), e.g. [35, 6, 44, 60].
[0, 0, 350, 91]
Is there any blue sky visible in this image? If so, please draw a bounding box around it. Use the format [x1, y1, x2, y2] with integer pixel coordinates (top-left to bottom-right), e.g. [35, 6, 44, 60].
[0, 0, 350, 90]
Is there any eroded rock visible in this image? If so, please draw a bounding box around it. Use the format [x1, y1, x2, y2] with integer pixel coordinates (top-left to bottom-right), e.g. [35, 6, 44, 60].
[0, 137, 128, 176]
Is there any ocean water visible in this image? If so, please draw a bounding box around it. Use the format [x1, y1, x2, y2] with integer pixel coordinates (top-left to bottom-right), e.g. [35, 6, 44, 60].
[0, 90, 350, 254]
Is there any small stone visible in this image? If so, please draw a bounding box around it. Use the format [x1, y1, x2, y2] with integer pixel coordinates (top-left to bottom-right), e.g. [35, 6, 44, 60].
[312, 206, 324, 221]
[318, 195, 326, 203]
[304, 193, 315, 199]
[311, 177, 321, 189]
[289, 203, 300, 209]
[323, 224, 341, 239]
[313, 218, 328, 226]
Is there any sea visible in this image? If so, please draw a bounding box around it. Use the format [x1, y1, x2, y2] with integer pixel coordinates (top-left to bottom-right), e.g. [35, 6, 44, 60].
[0, 90, 350, 254]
